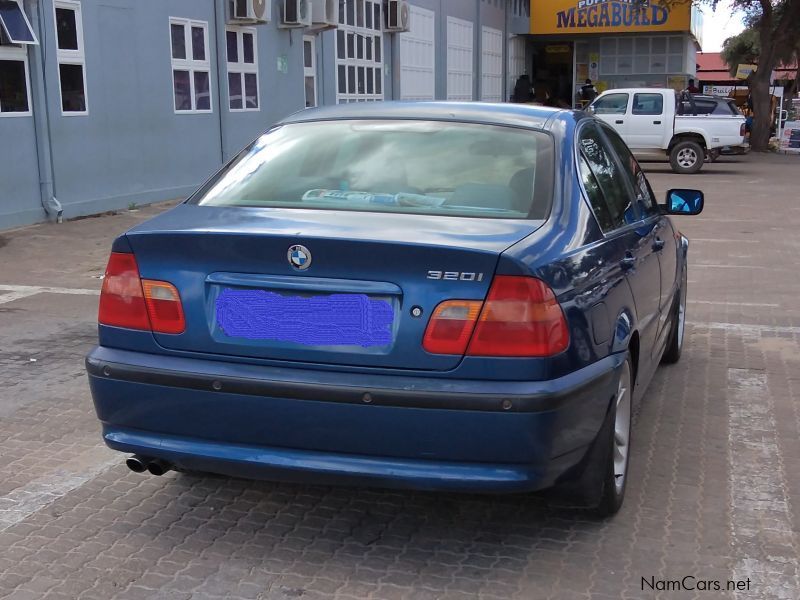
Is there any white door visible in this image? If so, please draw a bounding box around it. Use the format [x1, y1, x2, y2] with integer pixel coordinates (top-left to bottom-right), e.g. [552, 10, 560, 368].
[399, 5, 435, 101]
[303, 35, 317, 107]
[591, 92, 631, 140]
[626, 92, 669, 148]
[446, 17, 473, 101]
[480, 26, 502, 102]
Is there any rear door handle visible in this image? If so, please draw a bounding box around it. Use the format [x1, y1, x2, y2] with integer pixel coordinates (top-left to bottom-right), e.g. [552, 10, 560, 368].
[620, 255, 636, 271]
[653, 120, 662, 124]
[615, 120, 624, 124]
[653, 238, 665, 251]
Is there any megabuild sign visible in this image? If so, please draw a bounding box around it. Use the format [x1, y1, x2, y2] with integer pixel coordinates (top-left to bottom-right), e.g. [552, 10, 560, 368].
[530, 0, 692, 35]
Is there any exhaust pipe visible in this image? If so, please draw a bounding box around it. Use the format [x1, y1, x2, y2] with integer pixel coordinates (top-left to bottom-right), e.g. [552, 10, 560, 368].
[146, 459, 172, 476]
[125, 455, 148, 473]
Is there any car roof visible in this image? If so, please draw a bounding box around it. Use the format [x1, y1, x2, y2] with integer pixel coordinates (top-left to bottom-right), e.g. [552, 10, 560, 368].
[279, 101, 577, 131]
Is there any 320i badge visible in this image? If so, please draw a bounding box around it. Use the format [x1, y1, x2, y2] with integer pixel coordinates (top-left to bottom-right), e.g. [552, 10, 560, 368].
[86, 102, 703, 517]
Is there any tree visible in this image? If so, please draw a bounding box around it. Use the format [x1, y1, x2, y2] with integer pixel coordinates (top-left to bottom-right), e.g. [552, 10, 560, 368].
[715, 0, 800, 151]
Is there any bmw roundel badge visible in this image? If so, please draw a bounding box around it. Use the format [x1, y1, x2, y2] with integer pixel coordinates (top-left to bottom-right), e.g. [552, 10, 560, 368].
[287, 245, 312, 270]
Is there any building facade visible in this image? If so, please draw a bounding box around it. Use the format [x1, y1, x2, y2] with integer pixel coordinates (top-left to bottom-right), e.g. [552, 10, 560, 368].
[1, 0, 699, 230]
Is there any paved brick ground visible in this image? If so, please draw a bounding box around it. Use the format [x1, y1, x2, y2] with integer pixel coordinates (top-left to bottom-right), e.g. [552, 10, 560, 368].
[0, 153, 798, 599]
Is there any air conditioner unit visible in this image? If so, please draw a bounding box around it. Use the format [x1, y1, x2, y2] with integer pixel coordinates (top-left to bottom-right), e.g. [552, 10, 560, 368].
[228, 0, 270, 24]
[308, 0, 339, 31]
[384, 0, 410, 32]
[279, 0, 312, 28]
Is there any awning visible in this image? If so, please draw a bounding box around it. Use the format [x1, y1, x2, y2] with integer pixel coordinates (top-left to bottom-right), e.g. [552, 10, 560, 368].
[0, 0, 38, 45]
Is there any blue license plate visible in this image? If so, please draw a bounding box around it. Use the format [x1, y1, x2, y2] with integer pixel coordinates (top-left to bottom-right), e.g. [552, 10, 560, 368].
[215, 288, 394, 348]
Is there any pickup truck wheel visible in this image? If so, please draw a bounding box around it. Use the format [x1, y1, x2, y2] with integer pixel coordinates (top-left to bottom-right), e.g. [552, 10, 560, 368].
[669, 140, 704, 174]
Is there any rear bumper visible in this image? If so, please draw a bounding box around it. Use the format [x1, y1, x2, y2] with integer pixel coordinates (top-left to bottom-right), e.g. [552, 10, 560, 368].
[86, 347, 624, 492]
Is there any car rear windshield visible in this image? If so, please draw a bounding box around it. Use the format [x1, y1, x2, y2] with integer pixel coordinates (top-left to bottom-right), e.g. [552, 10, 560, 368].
[679, 98, 739, 116]
[191, 120, 554, 219]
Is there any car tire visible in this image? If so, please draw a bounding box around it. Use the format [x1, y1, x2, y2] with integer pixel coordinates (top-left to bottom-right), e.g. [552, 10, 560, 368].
[590, 356, 633, 518]
[661, 266, 687, 364]
[669, 140, 704, 174]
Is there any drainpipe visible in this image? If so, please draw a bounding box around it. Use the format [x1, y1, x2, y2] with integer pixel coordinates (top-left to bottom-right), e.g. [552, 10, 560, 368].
[213, 0, 226, 163]
[27, 0, 62, 222]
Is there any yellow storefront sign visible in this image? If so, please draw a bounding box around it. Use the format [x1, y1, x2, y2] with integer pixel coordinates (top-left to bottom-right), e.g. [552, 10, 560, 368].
[530, 0, 693, 35]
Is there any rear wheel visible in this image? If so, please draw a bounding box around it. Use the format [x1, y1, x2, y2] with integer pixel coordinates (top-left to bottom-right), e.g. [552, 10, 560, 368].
[669, 140, 704, 174]
[661, 266, 687, 364]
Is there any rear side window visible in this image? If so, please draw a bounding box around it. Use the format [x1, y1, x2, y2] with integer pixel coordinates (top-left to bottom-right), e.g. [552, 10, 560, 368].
[592, 93, 628, 115]
[680, 98, 737, 115]
[600, 125, 659, 218]
[632, 93, 663, 115]
[577, 122, 636, 233]
[192, 120, 554, 219]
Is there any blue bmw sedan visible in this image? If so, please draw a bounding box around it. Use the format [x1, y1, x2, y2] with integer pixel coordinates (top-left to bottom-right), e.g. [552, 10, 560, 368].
[86, 102, 703, 517]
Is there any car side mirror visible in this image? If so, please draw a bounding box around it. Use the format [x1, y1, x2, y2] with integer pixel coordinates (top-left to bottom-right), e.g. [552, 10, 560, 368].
[663, 189, 704, 215]
[586, 104, 595, 114]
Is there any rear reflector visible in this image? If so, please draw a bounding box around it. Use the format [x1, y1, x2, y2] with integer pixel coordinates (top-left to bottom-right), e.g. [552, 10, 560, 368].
[422, 300, 482, 355]
[98, 252, 185, 334]
[740, 123, 746, 136]
[467, 276, 569, 357]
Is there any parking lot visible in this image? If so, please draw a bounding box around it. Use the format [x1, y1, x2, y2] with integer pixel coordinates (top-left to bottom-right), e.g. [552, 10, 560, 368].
[1, 152, 799, 600]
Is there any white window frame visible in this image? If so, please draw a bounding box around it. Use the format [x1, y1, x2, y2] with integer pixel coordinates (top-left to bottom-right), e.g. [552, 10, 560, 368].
[225, 25, 259, 112]
[54, 0, 88, 116]
[169, 17, 212, 114]
[335, 0, 384, 104]
[0, 1, 33, 117]
[303, 35, 317, 108]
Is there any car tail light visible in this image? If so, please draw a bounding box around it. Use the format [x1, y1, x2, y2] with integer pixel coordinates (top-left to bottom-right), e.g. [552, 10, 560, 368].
[142, 280, 185, 334]
[98, 252, 185, 334]
[422, 300, 482, 355]
[422, 276, 570, 358]
[467, 276, 569, 357]
[740, 123, 746, 136]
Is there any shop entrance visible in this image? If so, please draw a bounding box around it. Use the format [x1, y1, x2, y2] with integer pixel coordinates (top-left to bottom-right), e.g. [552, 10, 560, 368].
[531, 42, 574, 108]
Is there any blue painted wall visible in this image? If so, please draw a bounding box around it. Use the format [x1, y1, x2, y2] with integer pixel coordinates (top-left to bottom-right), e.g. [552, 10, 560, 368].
[1, 0, 525, 230]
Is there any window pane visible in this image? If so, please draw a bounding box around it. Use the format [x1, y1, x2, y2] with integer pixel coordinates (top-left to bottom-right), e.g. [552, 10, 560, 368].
[651, 37, 666, 53]
[578, 156, 612, 232]
[228, 72, 242, 109]
[191, 26, 205, 61]
[347, 66, 355, 93]
[632, 93, 663, 115]
[592, 93, 628, 114]
[356, 0, 364, 27]
[170, 23, 185, 59]
[173, 69, 191, 110]
[0, 1, 36, 43]
[357, 35, 363, 59]
[243, 32, 254, 63]
[337, 30, 345, 59]
[347, 32, 354, 58]
[375, 68, 381, 94]
[337, 65, 346, 93]
[244, 73, 258, 108]
[192, 121, 553, 220]
[346, 0, 354, 25]
[0, 59, 28, 112]
[366, 67, 373, 94]
[304, 75, 316, 107]
[365, 37, 372, 60]
[59, 63, 85, 112]
[357, 66, 365, 93]
[226, 30, 238, 63]
[365, 1, 372, 28]
[55, 8, 78, 50]
[194, 70, 210, 109]
[578, 123, 634, 231]
[602, 126, 657, 216]
[303, 39, 313, 68]
[374, 36, 381, 62]
[373, 3, 380, 30]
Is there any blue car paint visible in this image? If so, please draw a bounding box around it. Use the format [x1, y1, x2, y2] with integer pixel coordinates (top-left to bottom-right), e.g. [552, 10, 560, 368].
[87, 102, 688, 492]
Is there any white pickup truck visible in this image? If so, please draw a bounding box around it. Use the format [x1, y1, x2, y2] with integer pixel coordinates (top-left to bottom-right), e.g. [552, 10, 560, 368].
[588, 88, 746, 174]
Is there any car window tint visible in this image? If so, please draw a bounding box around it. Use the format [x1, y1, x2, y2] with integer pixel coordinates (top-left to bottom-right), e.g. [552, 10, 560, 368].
[578, 155, 615, 232]
[191, 120, 554, 220]
[599, 126, 659, 218]
[592, 93, 629, 115]
[577, 122, 636, 232]
[632, 93, 663, 115]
